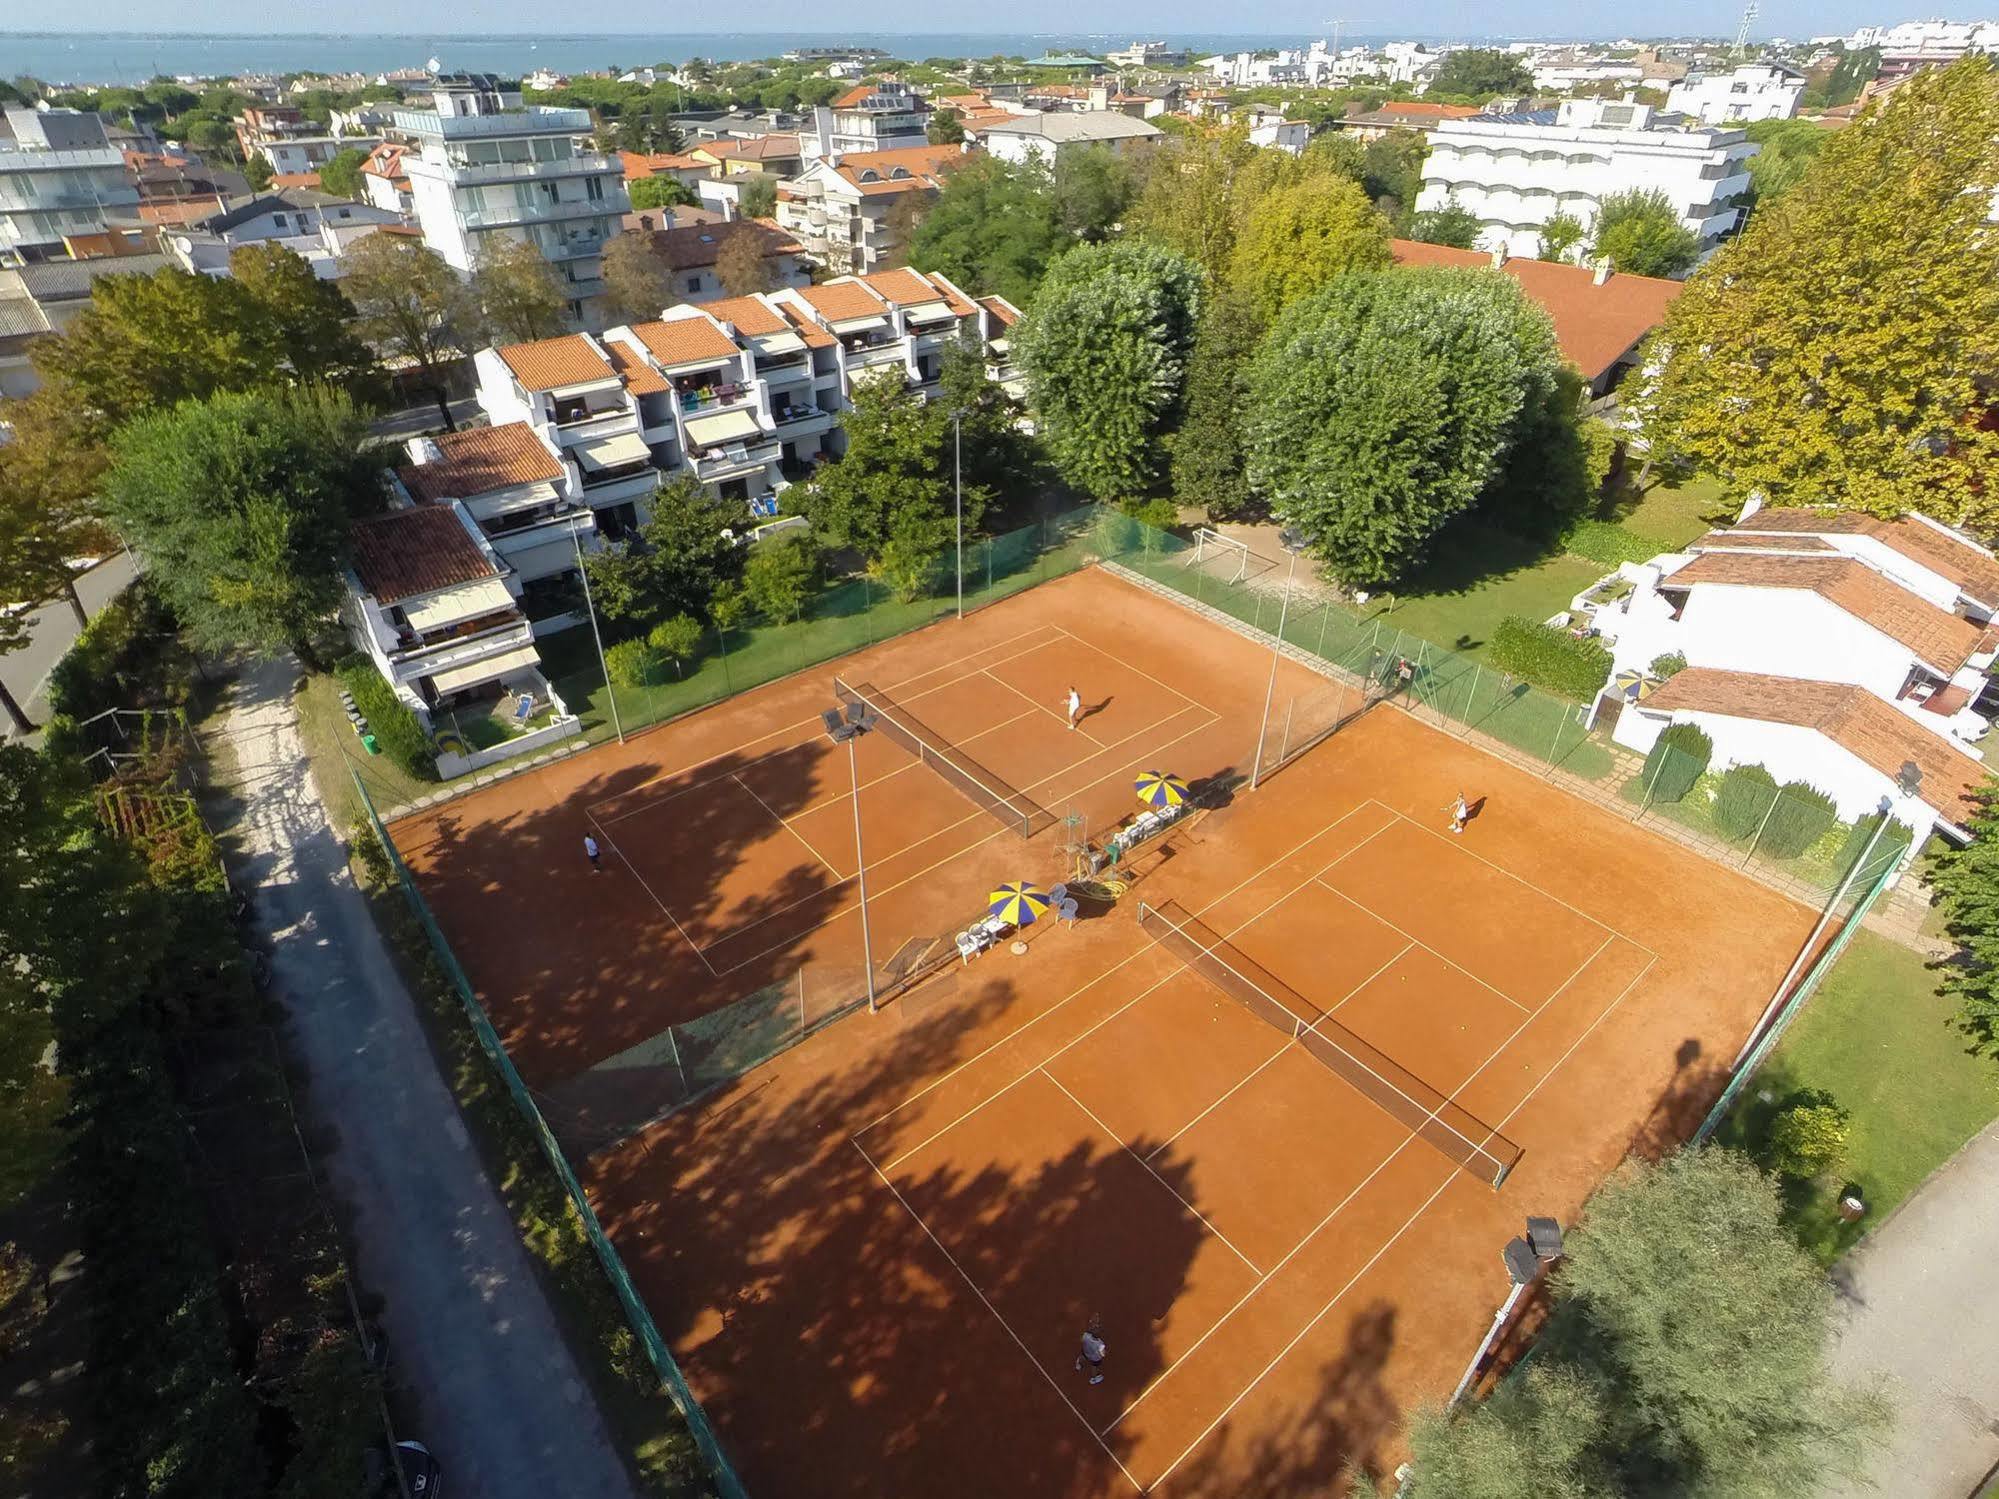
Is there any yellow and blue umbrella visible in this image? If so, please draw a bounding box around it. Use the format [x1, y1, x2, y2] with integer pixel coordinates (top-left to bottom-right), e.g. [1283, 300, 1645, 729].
[1134, 770, 1189, 810]
[988, 881, 1051, 926]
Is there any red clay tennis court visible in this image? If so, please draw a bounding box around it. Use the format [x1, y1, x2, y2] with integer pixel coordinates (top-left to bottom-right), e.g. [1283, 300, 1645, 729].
[391, 567, 1815, 1496]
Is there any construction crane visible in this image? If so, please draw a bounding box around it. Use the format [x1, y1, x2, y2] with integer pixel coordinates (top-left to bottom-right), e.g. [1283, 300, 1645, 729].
[1733, 0, 1760, 57]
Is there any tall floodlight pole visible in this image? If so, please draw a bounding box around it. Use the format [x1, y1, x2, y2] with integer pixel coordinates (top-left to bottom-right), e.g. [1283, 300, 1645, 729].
[572, 523, 624, 744]
[825, 705, 879, 1012]
[1248, 548, 1299, 789]
[954, 411, 965, 619]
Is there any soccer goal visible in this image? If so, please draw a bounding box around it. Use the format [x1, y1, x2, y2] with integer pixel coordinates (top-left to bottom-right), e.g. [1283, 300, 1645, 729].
[1186, 527, 1251, 584]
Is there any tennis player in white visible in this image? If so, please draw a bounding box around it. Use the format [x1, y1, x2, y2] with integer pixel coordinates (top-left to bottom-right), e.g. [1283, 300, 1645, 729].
[1065, 685, 1082, 731]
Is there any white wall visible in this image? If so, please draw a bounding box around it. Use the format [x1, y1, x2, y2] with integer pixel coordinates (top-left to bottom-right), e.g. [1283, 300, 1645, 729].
[1676, 588, 1915, 699]
[1665, 67, 1804, 124]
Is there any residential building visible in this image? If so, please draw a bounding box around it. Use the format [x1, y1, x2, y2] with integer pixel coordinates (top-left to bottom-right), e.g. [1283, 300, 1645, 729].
[342, 500, 578, 765]
[975, 292, 1025, 398]
[233, 104, 310, 161]
[1244, 109, 1311, 155]
[620, 148, 714, 193]
[1665, 63, 1805, 124]
[0, 252, 169, 395]
[971, 111, 1162, 167]
[357, 141, 414, 214]
[256, 134, 379, 176]
[1843, 19, 1997, 55]
[1416, 98, 1756, 265]
[160, 189, 402, 279]
[628, 219, 810, 305]
[1331, 101, 1485, 143]
[329, 103, 398, 139]
[394, 73, 628, 328]
[776, 144, 961, 275]
[1389, 240, 1682, 398]
[802, 81, 929, 165]
[1531, 58, 1648, 92]
[1105, 41, 1184, 68]
[1589, 502, 1999, 845]
[0, 108, 141, 266]
[690, 134, 803, 179]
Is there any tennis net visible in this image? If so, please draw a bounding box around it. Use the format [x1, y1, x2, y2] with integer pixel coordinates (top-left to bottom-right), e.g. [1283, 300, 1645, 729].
[833, 677, 1056, 841]
[1136, 899, 1522, 1189]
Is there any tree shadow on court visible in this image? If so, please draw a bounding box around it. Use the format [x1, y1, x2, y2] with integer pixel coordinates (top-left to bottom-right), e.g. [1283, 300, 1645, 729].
[1623, 1036, 1731, 1163]
[585, 969, 1226, 1499]
[1164, 1299, 1403, 1497]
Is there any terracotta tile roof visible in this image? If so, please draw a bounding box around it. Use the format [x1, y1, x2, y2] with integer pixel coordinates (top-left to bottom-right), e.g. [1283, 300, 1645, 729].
[1642, 668, 1990, 825]
[396, 423, 564, 503]
[826, 144, 963, 197]
[832, 84, 877, 108]
[602, 338, 672, 395]
[701, 294, 788, 336]
[859, 267, 958, 309]
[774, 299, 836, 349]
[1691, 530, 1836, 554]
[642, 220, 802, 272]
[271, 171, 322, 190]
[349, 505, 499, 605]
[498, 335, 618, 392]
[798, 280, 892, 322]
[620, 148, 709, 177]
[1668, 552, 1986, 672]
[1366, 101, 1484, 120]
[977, 294, 1020, 329]
[361, 142, 409, 181]
[694, 134, 800, 162]
[629, 315, 740, 369]
[1389, 239, 1682, 384]
[1731, 508, 1999, 608]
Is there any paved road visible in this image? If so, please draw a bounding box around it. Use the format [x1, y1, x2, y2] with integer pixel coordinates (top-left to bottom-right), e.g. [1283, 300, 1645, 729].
[1821, 1120, 1999, 1499]
[209, 656, 640, 1499]
[0, 552, 139, 741]
[370, 397, 481, 443]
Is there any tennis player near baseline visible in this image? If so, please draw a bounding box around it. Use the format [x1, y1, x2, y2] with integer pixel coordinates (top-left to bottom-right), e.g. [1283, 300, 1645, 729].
[1065, 685, 1083, 731]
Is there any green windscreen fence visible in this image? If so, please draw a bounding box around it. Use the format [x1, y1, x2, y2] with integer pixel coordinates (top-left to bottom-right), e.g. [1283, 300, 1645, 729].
[350, 768, 750, 1499]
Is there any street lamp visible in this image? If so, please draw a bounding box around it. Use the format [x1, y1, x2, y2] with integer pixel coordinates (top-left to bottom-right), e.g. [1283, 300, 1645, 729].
[572, 521, 624, 744]
[1449, 1216, 1563, 1408]
[1248, 543, 1301, 790]
[821, 702, 878, 1012]
[951, 409, 965, 619]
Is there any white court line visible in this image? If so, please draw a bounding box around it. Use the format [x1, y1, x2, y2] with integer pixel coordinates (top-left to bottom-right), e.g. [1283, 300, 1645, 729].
[586, 809, 718, 978]
[1040, 1067, 1263, 1277]
[731, 773, 842, 880]
[1052, 622, 1206, 716]
[1139, 938, 1656, 1486]
[852, 1138, 1144, 1496]
[1311, 879, 1533, 1016]
[981, 663, 1109, 748]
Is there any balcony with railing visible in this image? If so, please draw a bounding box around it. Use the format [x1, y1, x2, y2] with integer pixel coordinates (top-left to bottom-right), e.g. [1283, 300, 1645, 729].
[842, 336, 907, 368]
[440, 153, 620, 185]
[689, 436, 780, 480]
[456, 194, 616, 229]
[395, 106, 593, 139]
[770, 401, 833, 430]
[385, 615, 534, 680]
[482, 504, 595, 553]
[676, 380, 757, 415]
[547, 404, 634, 445]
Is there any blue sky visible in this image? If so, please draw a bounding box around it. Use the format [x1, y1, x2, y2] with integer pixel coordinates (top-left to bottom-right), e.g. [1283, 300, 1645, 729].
[8, 2, 1943, 36]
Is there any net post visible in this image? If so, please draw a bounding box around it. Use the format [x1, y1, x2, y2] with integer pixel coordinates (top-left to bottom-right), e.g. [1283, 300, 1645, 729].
[666, 1026, 689, 1100]
[1460, 663, 1480, 734]
[1742, 785, 1783, 867]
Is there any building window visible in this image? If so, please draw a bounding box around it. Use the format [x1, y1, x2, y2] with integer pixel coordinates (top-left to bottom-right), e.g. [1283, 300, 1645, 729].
[687, 275, 702, 292]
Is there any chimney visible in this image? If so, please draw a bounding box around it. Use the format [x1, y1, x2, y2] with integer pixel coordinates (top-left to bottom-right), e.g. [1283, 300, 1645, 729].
[1592, 257, 1612, 286]
[638, 212, 654, 231]
[1490, 244, 1508, 269]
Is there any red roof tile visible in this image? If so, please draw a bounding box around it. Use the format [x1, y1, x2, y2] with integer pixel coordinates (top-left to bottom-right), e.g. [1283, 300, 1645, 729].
[396, 423, 564, 503]
[497, 335, 618, 392]
[1732, 508, 1999, 608]
[349, 506, 499, 604]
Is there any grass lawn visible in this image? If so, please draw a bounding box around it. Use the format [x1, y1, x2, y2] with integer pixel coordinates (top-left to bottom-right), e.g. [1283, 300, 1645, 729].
[1715, 929, 1999, 1263]
[293, 670, 438, 827]
[1611, 471, 1735, 549]
[1364, 518, 1607, 661]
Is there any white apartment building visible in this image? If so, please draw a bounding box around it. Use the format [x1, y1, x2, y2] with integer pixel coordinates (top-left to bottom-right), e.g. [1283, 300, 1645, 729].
[1590, 504, 1999, 845]
[0, 108, 140, 265]
[160, 189, 402, 279]
[394, 73, 628, 328]
[776, 144, 962, 275]
[1531, 60, 1647, 91]
[801, 81, 929, 166]
[258, 134, 377, 177]
[973, 111, 1162, 167]
[1665, 63, 1805, 124]
[1417, 98, 1756, 264]
[1845, 19, 1997, 54]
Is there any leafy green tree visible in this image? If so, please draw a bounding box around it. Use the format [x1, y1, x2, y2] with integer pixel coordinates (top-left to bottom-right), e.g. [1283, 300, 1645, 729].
[1930, 782, 1999, 1057]
[602, 230, 674, 323]
[936, 340, 1033, 509]
[716, 224, 775, 296]
[1590, 189, 1700, 278]
[647, 613, 704, 676]
[1016, 238, 1203, 500]
[626, 174, 699, 212]
[1360, 128, 1429, 227]
[927, 107, 965, 145]
[244, 153, 274, 191]
[801, 374, 955, 562]
[1130, 124, 1283, 281]
[909, 155, 1068, 305]
[317, 145, 367, 198]
[340, 232, 482, 429]
[1428, 48, 1534, 99]
[739, 174, 778, 220]
[581, 474, 747, 636]
[228, 242, 380, 396]
[1052, 145, 1134, 243]
[1227, 174, 1391, 320]
[98, 387, 379, 667]
[741, 534, 816, 621]
[1802, 46, 1880, 108]
[1537, 211, 1587, 263]
[1171, 284, 1265, 520]
[1408, 1149, 1884, 1498]
[1411, 197, 1483, 249]
[1639, 60, 1999, 526]
[0, 390, 115, 640]
[473, 238, 568, 343]
[1769, 1097, 1851, 1179]
[1742, 118, 1829, 211]
[1243, 267, 1559, 586]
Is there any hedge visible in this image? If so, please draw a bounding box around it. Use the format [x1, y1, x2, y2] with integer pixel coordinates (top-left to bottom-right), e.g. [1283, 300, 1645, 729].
[604, 637, 663, 688]
[1712, 763, 1779, 840]
[1488, 615, 1614, 700]
[335, 658, 436, 780]
[1761, 780, 1839, 859]
[1562, 518, 1660, 568]
[1642, 722, 1711, 804]
[1833, 811, 1915, 882]
[45, 584, 185, 721]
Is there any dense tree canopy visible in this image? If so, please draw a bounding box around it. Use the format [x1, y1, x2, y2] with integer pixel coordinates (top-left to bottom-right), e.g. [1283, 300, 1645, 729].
[1244, 266, 1559, 585]
[1428, 47, 1535, 99]
[799, 373, 958, 565]
[627, 174, 699, 212]
[582, 474, 746, 637]
[1742, 118, 1830, 210]
[1129, 124, 1286, 282]
[1226, 174, 1391, 320]
[99, 387, 379, 665]
[1590, 189, 1701, 279]
[1170, 284, 1265, 520]
[316, 146, 367, 199]
[1929, 783, 1999, 1057]
[1052, 145, 1136, 243]
[1410, 197, 1483, 250]
[1640, 58, 1999, 527]
[472, 238, 568, 344]
[1016, 238, 1204, 500]
[340, 232, 482, 428]
[907, 155, 1068, 305]
[602, 230, 675, 323]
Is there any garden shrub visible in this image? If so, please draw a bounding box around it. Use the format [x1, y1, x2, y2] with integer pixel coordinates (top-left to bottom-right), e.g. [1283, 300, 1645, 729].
[1641, 722, 1711, 804]
[1489, 615, 1613, 700]
[1831, 810, 1916, 884]
[334, 657, 436, 779]
[1760, 780, 1839, 858]
[1712, 763, 1779, 840]
[647, 614, 704, 675]
[1769, 1096, 1850, 1179]
[1561, 518, 1659, 567]
[45, 585, 185, 720]
[1649, 651, 1687, 680]
[604, 638, 662, 689]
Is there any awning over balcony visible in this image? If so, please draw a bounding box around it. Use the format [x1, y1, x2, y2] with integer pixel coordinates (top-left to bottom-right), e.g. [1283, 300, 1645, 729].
[426, 645, 542, 696]
[829, 314, 889, 335]
[904, 300, 952, 323]
[751, 331, 808, 358]
[684, 408, 764, 447]
[403, 578, 515, 632]
[575, 432, 654, 471]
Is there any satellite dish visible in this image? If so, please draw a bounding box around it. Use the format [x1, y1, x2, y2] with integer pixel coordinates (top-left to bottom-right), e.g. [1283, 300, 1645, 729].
[426, 57, 442, 75]
[1895, 761, 1922, 797]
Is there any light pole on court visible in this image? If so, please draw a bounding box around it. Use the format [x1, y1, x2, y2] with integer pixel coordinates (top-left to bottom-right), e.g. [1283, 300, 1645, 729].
[822, 702, 878, 1011]
[1248, 545, 1299, 790]
[572, 522, 624, 744]
[1450, 1217, 1564, 1409]
[952, 409, 965, 619]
